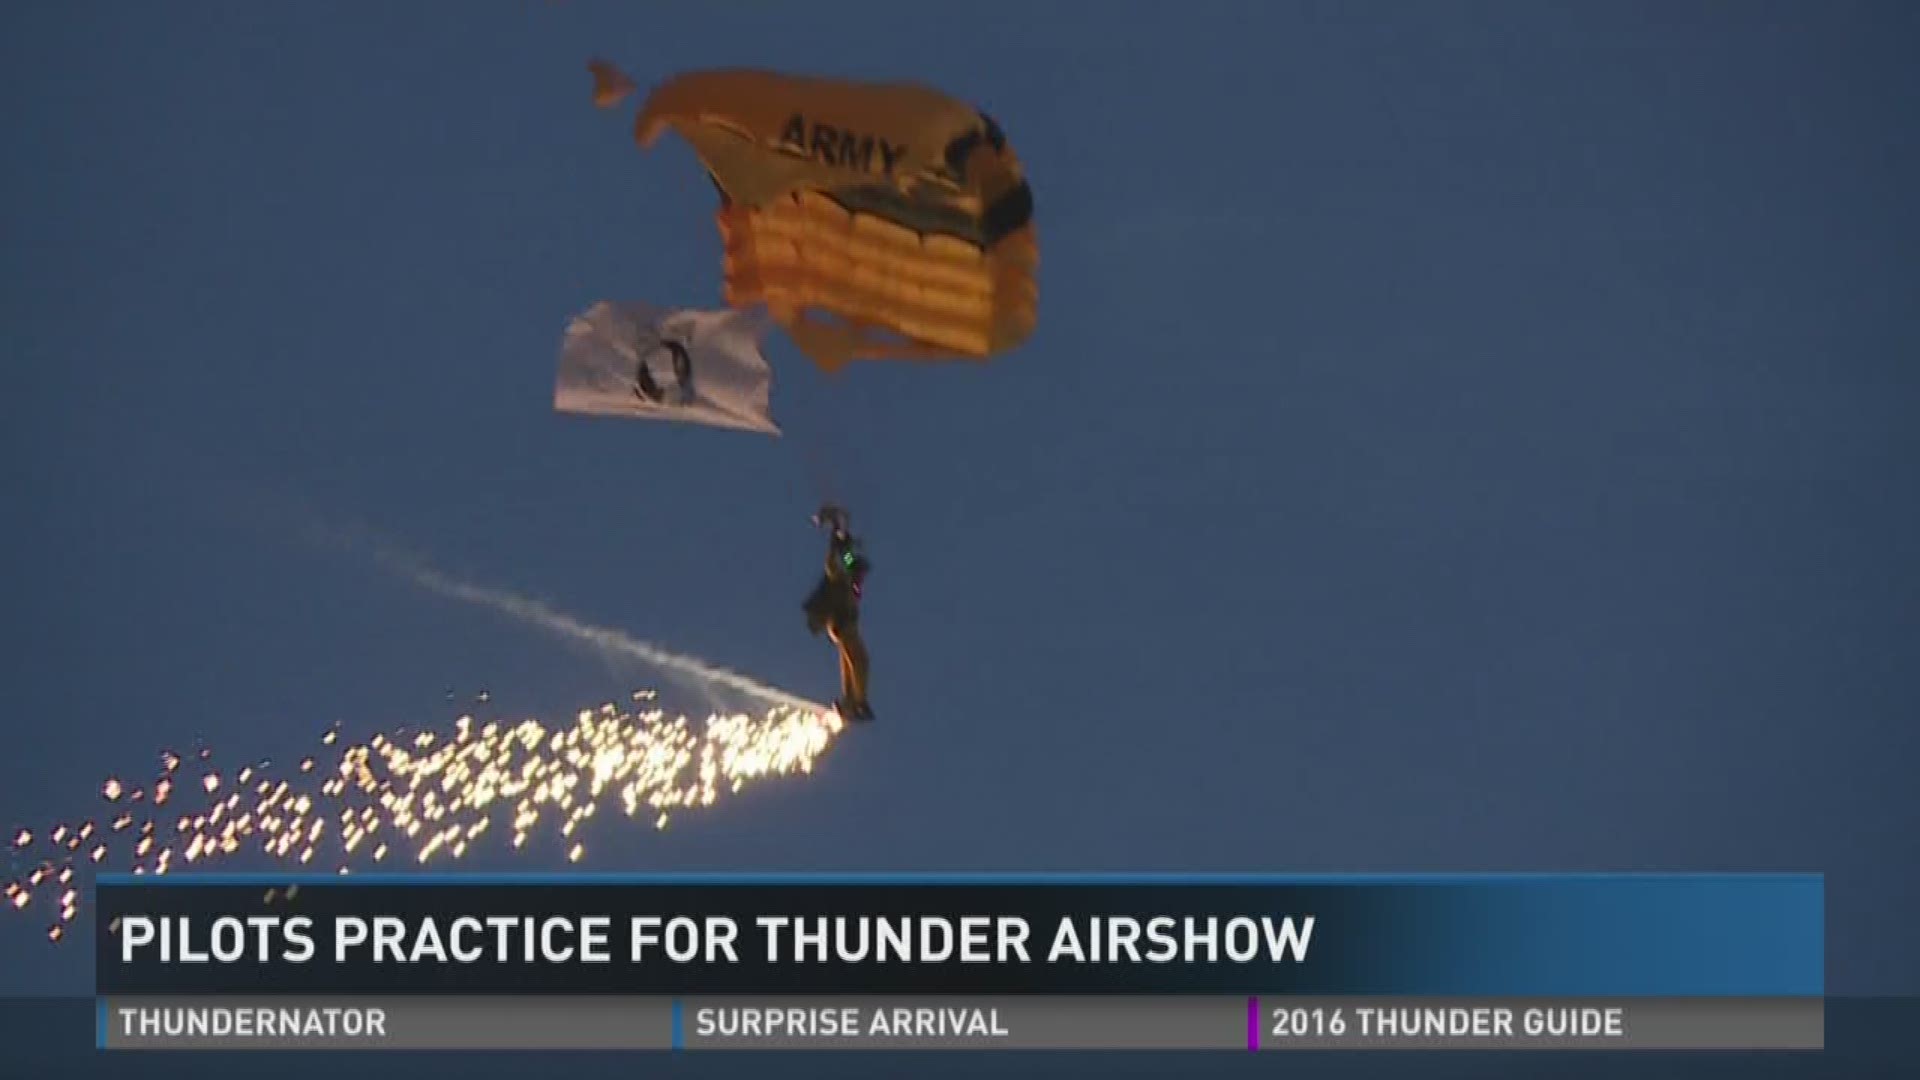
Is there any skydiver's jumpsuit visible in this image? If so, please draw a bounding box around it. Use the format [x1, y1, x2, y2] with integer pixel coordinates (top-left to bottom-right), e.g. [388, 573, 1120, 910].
[806, 531, 870, 711]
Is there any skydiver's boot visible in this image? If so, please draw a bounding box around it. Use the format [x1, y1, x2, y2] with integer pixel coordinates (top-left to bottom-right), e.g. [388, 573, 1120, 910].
[830, 698, 873, 722]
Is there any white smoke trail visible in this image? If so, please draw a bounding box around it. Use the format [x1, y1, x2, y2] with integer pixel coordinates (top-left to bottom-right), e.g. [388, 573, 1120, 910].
[275, 508, 825, 714]
[374, 548, 826, 714]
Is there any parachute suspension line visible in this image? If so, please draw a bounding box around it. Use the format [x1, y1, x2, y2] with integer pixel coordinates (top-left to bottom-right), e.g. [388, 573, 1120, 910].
[789, 428, 843, 511]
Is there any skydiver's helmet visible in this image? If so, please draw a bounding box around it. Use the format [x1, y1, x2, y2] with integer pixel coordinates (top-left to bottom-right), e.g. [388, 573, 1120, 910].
[812, 505, 850, 534]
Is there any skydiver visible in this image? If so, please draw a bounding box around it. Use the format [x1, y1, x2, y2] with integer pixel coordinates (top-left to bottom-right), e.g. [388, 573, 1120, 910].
[803, 504, 873, 721]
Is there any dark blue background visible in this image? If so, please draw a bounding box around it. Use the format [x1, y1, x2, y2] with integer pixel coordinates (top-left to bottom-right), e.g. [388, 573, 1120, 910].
[6, 6, 1915, 1072]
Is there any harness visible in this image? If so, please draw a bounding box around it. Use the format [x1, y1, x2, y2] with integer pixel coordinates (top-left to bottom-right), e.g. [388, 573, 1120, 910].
[833, 536, 870, 597]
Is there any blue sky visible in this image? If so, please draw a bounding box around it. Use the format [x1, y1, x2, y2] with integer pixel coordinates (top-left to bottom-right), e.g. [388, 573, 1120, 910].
[3, 0, 1916, 1002]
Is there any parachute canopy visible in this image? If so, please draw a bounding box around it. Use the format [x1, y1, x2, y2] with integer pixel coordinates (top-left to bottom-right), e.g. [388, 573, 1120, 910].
[555, 301, 780, 436]
[590, 63, 1038, 373]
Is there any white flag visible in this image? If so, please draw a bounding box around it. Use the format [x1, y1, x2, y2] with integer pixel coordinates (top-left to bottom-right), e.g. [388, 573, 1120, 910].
[555, 301, 780, 436]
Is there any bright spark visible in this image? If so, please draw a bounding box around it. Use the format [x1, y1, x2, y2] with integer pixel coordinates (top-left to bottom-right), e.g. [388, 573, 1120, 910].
[4, 693, 843, 943]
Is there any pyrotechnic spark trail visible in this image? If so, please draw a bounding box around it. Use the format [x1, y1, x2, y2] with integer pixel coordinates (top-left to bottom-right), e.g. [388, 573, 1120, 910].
[3, 526, 843, 942]
[4, 692, 843, 944]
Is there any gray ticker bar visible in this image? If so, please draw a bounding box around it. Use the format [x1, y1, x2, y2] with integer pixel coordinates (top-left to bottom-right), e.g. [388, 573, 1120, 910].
[97, 995, 1824, 1051]
[680, 995, 1238, 1050]
[101, 996, 675, 1051]
[1252, 997, 1824, 1050]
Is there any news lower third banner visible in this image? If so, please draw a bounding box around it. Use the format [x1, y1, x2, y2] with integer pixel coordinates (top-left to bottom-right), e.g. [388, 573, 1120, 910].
[94, 872, 1824, 1051]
